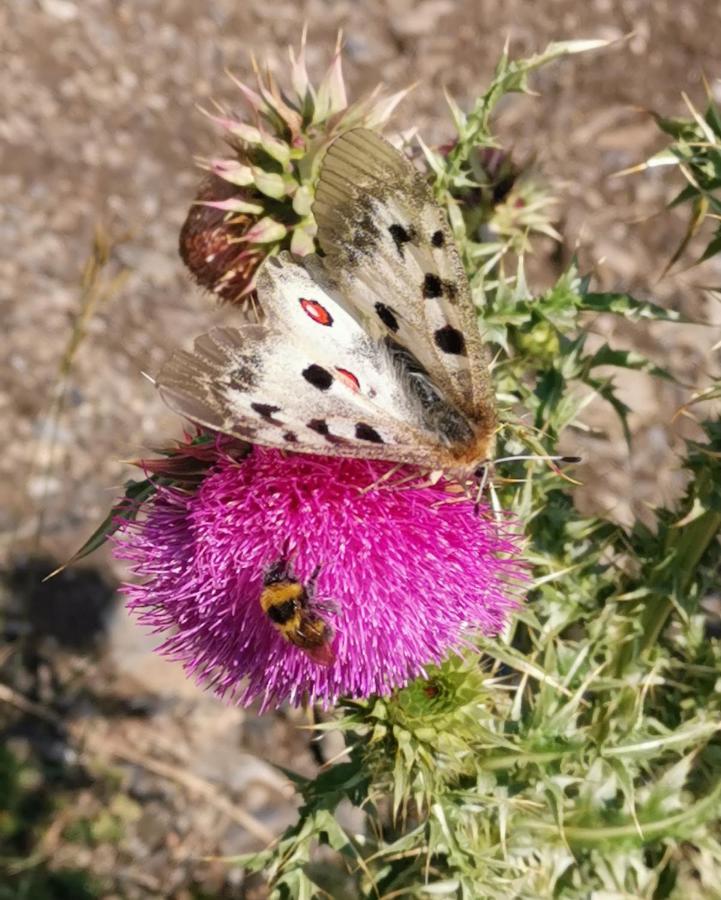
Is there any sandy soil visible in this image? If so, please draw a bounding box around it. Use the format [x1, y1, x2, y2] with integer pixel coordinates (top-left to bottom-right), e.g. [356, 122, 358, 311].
[2, 0, 721, 895]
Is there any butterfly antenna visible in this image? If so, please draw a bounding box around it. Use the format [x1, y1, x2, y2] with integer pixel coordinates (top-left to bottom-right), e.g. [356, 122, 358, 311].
[472, 455, 581, 513]
[488, 347, 504, 372]
[247, 290, 261, 322]
[493, 454, 581, 466]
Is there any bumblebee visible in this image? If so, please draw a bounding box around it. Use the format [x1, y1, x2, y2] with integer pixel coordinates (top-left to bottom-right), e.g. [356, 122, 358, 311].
[260, 560, 335, 666]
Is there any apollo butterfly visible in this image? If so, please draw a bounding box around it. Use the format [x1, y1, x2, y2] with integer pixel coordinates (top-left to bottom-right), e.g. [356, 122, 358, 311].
[158, 129, 495, 480]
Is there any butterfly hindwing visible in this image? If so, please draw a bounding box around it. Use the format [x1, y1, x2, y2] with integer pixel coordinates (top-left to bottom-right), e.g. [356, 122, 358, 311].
[255, 252, 409, 415]
[157, 316, 444, 466]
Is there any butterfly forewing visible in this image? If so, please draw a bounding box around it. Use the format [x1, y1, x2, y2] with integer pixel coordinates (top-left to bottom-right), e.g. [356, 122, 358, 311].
[313, 129, 492, 423]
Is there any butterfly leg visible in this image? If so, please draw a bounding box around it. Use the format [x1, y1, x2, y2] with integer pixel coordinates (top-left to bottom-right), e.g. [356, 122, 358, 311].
[358, 463, 405, 495]
[473, 463, 490, 515]
[384, 471, 440, 492]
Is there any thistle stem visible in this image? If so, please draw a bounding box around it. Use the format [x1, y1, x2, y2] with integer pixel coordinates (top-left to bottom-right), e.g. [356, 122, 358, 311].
[614, 464, 721, 672]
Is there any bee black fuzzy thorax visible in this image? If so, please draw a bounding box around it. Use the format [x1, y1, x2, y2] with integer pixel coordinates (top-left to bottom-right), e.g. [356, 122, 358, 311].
[261, 581, 304, 627]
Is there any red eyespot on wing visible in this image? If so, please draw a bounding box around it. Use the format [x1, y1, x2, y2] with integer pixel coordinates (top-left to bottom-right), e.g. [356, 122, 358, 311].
[305, 642, 336, 667]
[300, 298, 333, 326]
[336, 368, 360, 392]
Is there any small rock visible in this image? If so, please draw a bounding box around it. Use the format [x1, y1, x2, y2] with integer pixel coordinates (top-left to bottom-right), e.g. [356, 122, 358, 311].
[39, 0, 78, 21]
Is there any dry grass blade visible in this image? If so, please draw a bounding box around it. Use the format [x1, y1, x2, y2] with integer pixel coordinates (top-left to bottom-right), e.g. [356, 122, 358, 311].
[23, 226, 130, 550]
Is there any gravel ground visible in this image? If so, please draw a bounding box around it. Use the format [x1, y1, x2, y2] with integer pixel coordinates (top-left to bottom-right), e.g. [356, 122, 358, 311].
[2, 0, 721, 895]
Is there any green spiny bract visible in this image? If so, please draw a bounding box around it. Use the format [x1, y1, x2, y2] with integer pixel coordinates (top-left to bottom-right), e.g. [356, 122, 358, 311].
[623, 85, 721, 274]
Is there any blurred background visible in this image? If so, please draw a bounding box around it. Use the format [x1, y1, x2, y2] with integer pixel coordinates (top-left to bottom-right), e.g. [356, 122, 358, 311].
[2, 0, 720, 895]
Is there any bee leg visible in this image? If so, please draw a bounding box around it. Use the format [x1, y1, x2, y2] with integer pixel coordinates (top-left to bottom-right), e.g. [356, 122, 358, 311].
[386, 471, 434, 491]
[307, 564, 321, 594]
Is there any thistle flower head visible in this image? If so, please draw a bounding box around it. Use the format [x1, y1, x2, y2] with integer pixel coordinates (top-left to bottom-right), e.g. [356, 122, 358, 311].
[134, 429, 247, 485]
[440, 141, 558, 249]
[114, 448, 523, 709]
[180, 33, 411, 304]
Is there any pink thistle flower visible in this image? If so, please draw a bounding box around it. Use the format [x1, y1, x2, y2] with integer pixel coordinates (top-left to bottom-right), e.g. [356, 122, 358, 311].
[113, 448, 523, 709]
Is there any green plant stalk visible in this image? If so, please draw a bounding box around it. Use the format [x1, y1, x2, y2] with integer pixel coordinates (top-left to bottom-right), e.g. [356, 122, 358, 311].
[641, 515, 721, 655]
[614, 466, 721, 674]
[521, 777, 721, 846]
[28, 228, 128, 549]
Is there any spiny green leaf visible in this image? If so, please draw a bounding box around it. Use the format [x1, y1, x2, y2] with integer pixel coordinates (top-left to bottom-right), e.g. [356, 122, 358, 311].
[582, 291, 685, 321]
[45, 478, 157, 579]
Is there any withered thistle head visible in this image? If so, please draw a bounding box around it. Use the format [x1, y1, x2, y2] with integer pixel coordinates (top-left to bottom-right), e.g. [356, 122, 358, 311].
[180, 34, 411, 305]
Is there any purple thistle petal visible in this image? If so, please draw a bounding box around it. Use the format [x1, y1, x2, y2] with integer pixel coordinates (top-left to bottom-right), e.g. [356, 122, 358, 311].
[113, 448, 524, 709]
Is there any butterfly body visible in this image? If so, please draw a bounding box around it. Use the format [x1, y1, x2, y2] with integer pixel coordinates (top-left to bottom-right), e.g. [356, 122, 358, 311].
[260, 560, 334, 666]
[160, 129, 495, 481]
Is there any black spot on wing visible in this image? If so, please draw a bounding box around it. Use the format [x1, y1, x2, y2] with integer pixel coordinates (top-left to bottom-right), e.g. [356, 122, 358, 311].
[283, 431, 298, 443]
[355, 423, 384, 444]
[388, 223, 409, 254]
[423, 273, 458, 302]
[388, 223, 417, 258]
[307, 419, 348, 445]
[434, 325, 466, 355]
[431, 230, 445, 248]
[251, 402, 283, 424]
[375, 302, 399, 333]
[302, 364, 334, 391]
[308, 419, 330, 436]
[422, 273, 443, 299]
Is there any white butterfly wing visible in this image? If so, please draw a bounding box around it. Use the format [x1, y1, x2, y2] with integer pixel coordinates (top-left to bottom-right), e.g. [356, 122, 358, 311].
[313, 128, 493, 424]
[255, 252, 407, 416]
[158, 257, 447, 465]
